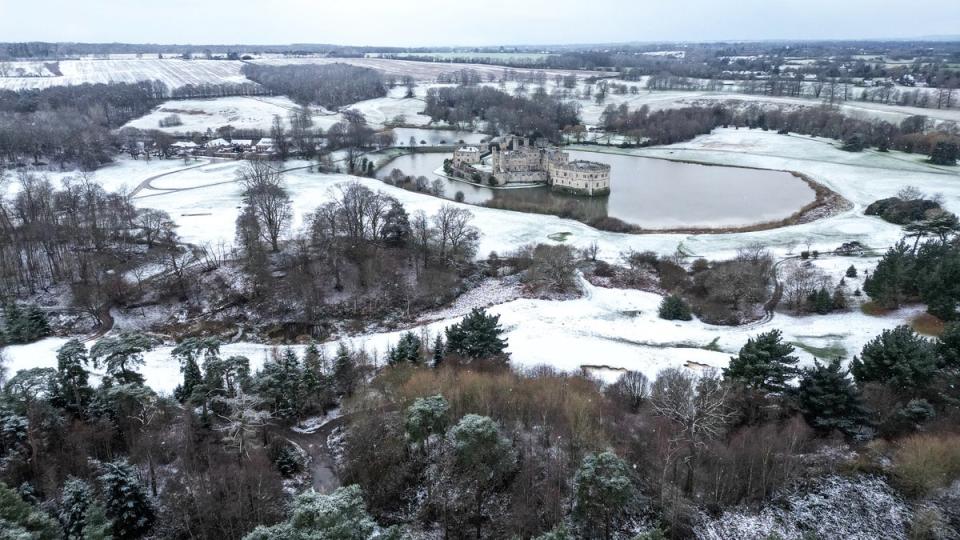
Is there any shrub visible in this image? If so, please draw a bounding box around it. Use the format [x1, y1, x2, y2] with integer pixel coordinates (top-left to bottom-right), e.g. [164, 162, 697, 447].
[658, 294, 692, 321]
[891, 434, 960, 497]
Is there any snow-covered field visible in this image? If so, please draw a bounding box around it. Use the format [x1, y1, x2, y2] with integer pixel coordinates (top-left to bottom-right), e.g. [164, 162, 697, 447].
[248, 56, 607, 81]
[123, 96, 331, 133]
[3, 128, 957, 391]
[119, 128, 955, 261]
[121, 86, 434, 134]
[0, 58, 250, 92]
[0, 268, 920, 394]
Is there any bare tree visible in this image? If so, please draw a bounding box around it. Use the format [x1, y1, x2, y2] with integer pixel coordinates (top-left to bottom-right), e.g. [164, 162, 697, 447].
[652, 368, 733, 495]
[237, 160, 291, 252]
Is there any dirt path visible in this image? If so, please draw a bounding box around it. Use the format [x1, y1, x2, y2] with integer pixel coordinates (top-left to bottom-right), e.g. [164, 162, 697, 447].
[130, 160, 214, 197]
[285, 414, 348, 493]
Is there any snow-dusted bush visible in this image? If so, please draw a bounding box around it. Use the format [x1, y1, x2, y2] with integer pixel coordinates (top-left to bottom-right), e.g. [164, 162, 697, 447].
[695, 475, 910, 540]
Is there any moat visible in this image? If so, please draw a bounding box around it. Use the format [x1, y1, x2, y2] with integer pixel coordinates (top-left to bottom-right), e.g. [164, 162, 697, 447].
[377, 149, 818, 230]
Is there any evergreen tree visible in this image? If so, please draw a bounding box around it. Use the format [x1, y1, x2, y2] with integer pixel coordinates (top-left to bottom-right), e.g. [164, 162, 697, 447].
[929, 141, 959, 166]
[724, 329, 799, 394]
[300, 343, 332, 412]
[388, 332, 422, 365]
[807, 286, 834, 314]
[917, 246, 960, 320]
[89, 332, 158, 386]
[795, 358, 869, 436]
[832, 288, 848, 311]
[658, 294, 693, 321]
[380, 199, 411, 247]
[170, 338, 221, 404]
[98, 460, 154, 540]
[52, 339, 93, 415]
[431, 334, 445, 368]
[24, 306, 50, 341]
[864, 242, 915, 309]
[244, 486, 387, 540]
[257, 348, 304, 421]
[852, 325, 938, 394]
[572, 451, 634, 540]
[0, 481, 59, 540]
[333, 342, 356, 397]
[448, 414, 517, 539]
[444, 308, 509, 361]
[846, 265, 858, 278]
[937, 322, 960, 372]
[59, 477, 112, 540]
[405, 395, 449, 445]
[1, 303, 50, 344]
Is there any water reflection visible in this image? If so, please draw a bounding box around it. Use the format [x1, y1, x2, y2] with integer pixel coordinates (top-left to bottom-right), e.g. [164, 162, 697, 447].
[377, 149, 816, 229]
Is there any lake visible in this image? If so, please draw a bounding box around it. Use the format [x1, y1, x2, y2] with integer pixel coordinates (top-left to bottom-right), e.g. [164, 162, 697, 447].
[377, 149, 817, 229]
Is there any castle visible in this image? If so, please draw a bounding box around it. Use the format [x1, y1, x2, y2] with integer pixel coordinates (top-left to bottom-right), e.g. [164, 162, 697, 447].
[451, 135, 611, 196]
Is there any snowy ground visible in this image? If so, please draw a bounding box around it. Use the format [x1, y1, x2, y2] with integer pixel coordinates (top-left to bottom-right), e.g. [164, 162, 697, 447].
[119, 128, 957, 262]
[247, 57, 607, 81]
[0, 268, 921, 394]
[121, 87, 436, 134]
[0, 58, 250, 92]
[3, 128, 957, 390]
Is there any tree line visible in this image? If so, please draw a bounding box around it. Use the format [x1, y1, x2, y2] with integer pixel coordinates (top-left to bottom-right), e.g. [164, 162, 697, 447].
[423, 85, 581, 142]
[599, 102, 960, 163]
[241, 63, 387, 110]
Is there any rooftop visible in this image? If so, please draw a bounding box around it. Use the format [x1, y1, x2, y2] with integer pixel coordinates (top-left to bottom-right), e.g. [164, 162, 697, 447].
[563, 160, 610, 171]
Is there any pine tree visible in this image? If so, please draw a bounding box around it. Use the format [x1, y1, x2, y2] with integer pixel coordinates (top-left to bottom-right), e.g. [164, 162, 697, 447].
[0, 481, 60, 540]
[852, 325, 938, 394]
[405, 395, 449, 445]
[24, 305, 50, 341]
[658, 294, 693, 321]
[244, 485, 383, 540]
[171, 337, 221, 402]
[388, 332, 422, 365]
[257, 349, 304, 420]
[52, 339, 93, 415]
[808, 286, 834, 314]
[448, 415, 517, 539]
[832, 288, 848, 311]
[444, 308, 509, 361]
[89, 332, 158, 385]
[864, 242, 915, 309]
[333, 342, 356, 397]
[795, 358, 869, 436]
[98, 460, 155, 540]
[432, 334, 445, 368]
[937, 322, 960, 371]
[846, 265, 858, 278]
[1, 303, 51, 344]
[572, 451, 634, 540]
[59, 477, 112, 540]
[301, 344, 333, 412]
[724, 329, 799, 394]
[2, 303, 25, 343]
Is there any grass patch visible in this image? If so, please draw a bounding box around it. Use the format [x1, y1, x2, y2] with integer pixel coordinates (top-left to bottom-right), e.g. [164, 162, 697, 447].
[547, 231, 573, 242]
[860, 301, 894, 317]
[910, 312, 945, 337]
[892, 434, 960, 498]
[702, 337, 722, 352]
[791, 340, 847, 360]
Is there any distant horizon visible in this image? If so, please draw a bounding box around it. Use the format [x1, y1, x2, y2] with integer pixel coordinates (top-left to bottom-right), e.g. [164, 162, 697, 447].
[2, 0, 958, 48]
[3, 36, 960, 51]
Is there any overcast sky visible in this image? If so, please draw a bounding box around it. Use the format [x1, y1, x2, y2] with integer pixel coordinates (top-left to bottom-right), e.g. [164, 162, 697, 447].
[1, 0, 958, 46]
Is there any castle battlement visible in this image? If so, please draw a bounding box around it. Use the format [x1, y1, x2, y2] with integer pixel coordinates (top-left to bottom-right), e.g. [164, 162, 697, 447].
[482, 135, 610, 196]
